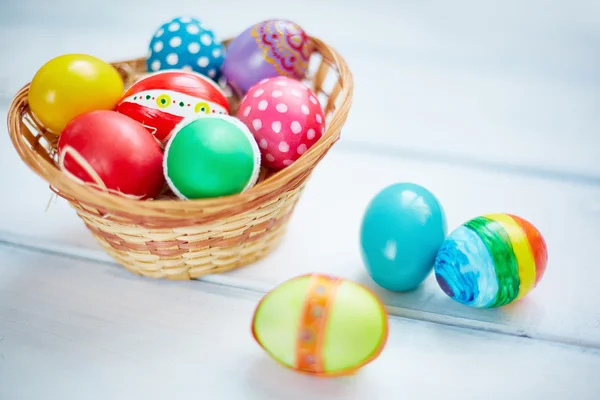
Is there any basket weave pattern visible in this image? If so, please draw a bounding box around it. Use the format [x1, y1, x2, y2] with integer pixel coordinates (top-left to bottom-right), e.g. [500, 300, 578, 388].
[7, 37, 353, 280]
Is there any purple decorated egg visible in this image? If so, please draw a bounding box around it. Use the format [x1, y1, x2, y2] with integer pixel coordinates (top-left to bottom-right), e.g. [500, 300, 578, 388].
[221, 20, 312, 97]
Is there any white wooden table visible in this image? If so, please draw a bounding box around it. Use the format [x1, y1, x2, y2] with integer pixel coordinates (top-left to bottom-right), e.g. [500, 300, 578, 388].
[1, 0, 599, 398]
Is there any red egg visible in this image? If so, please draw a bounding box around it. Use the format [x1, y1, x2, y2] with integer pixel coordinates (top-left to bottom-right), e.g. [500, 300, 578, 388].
[237, 76, 325, 170]
[57, 110, 165, 199]
[116, 70, 230, 145]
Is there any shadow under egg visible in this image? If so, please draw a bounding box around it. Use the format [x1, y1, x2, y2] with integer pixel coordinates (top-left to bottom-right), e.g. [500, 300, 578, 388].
[243, 355, 364, 400]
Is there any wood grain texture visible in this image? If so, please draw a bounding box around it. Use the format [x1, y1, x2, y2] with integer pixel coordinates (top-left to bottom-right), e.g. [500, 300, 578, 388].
[2, 118, 600, 349]
[0, 0, 598, 176]
[0, 245, 599, 400]
[2, 0, 600, 374]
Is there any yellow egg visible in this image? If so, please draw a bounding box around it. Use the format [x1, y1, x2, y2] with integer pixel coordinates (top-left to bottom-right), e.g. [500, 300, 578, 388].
[28, 54, 124, 134]
[251, 273, 389, 377]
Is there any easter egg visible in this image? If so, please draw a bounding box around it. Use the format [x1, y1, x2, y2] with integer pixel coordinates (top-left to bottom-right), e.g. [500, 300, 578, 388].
[252, 273, 388, 377]
[57, 110, 165, 199]
[115, 70, 229, 145]
[147, 16, 225, 81]
[360, 183, 447, 292]
[28, 54, 124, 134]
[164, 114, 261, 199]
[221, 19, 312, 97]
[237, 76, 325, 170]
[433, 213, 548, 308]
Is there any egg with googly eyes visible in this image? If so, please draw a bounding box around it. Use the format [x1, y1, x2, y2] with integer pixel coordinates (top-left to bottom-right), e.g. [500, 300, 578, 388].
[115, 70, 229, 145]
[147, 16, 225, 81]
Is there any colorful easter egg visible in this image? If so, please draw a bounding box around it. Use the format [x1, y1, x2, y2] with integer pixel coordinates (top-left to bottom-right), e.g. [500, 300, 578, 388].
[433, 213, 548, 308]
[28, 54, 124, 134]
[360, 183, 447, 292]
[164, 114, 261, 199]
[147, 16, 225, 81]
[116, 70, 229, 145]
[237, 76, 325, 170]
[252, 273, 388, 377]
[221, 19, 312, 97]
[57, 110, 165, 199]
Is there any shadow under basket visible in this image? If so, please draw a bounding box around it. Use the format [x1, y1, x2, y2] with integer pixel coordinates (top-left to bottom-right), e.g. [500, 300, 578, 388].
[6, 37, 353, 280]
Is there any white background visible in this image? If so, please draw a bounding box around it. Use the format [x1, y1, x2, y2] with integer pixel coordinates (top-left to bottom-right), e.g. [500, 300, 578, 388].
[0, 0, 599, 398]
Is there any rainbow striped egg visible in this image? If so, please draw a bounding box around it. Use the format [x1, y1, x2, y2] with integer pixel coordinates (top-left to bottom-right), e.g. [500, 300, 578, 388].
[433, 213, 548, 308]
[251, 273, 388, 377]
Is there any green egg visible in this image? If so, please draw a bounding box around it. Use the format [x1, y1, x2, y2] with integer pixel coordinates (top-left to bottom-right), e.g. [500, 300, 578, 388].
[164, 114, 261, 199]
[251, 273, 389, 377]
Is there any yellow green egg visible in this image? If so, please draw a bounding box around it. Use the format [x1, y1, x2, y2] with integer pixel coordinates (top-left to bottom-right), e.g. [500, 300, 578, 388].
[251, 273, 389, 377]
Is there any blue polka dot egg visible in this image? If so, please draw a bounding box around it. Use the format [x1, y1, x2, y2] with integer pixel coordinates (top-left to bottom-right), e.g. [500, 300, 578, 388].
[147, 17, 225, 82]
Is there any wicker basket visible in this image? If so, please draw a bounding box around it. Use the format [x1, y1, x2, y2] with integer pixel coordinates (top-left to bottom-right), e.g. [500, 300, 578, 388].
[6, 36, 352, 280]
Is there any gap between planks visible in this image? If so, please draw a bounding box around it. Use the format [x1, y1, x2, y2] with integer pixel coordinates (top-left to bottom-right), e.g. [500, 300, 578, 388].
[1, 238, 598, 352]
[334, 140, 600, 187]
[1, 102, 597, 187]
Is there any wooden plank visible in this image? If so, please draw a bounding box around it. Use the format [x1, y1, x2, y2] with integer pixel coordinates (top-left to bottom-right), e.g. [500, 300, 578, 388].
[2, 0, 599, 352]
[0, 244, 599, 400]
[1, 0, 599, 175]
[1, 120, 600, 349]
[195, 149, 600, 349]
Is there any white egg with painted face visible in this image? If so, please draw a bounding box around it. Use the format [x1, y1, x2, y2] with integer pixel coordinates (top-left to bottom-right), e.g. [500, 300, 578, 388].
[115, 70, 230, 145]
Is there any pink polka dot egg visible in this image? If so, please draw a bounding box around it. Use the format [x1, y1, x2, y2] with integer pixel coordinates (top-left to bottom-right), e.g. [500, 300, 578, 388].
[237, 76, 325, 171]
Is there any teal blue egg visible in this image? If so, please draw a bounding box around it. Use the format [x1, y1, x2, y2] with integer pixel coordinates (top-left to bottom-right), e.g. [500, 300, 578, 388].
[360, 183, 447, 292]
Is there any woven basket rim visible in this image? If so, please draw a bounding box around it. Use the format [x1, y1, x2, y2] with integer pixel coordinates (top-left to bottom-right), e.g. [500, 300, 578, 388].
[6, 36, 353, 222]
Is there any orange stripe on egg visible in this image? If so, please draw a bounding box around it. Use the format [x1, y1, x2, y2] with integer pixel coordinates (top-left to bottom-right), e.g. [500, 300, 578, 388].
[295, 274, 342, 374]
[508, 214, 548, 287]
[484, 213, 537, 300]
